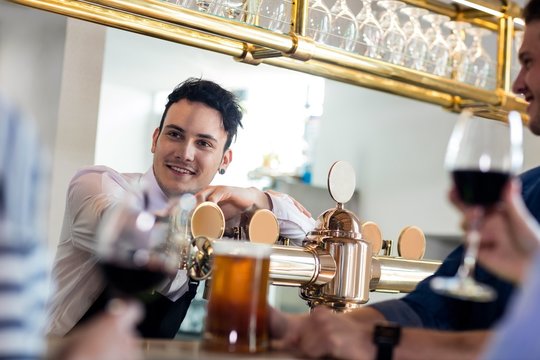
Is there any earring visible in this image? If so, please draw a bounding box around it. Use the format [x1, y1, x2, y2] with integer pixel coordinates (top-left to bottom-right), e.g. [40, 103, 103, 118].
[219, 168, 225, 175]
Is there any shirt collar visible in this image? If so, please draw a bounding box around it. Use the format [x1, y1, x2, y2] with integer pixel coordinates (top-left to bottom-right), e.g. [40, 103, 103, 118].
[141, 167, 169, 212]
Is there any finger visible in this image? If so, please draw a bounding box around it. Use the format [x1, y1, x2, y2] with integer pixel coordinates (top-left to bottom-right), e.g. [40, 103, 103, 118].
[448, 186, 465, 211]
[107, 299, 144, 330]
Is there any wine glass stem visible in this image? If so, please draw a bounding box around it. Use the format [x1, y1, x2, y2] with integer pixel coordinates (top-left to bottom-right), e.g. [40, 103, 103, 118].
[457, 209, 483, 280]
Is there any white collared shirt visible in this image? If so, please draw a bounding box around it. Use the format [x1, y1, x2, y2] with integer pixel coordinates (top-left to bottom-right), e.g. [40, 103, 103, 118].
[46, 165, 315, 336]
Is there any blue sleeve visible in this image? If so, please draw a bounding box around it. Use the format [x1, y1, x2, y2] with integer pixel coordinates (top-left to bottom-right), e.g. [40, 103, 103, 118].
[371, 246, 514, 330]
[371, 167, 540, 330]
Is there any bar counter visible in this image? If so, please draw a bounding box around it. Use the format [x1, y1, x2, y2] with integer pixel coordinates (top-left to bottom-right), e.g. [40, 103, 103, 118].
[47, 337, 300, 359]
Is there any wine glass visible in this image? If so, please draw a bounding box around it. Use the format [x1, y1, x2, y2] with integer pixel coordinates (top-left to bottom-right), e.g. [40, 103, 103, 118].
[401, 7, 429, 71]
[422, 13, 451, 77]
[221, 0, 246, 20]
[307, 0, 332, 44]
[377, 0, 406, 66]
[327, 0, 358, 52]
[97, 188, 180, 300]
[430, 110, 523, 302]
[355, 0, 382, 58]
[465, 27, 494, 89]
[445, 21, 471, 81]
[255, 0, 290, 33]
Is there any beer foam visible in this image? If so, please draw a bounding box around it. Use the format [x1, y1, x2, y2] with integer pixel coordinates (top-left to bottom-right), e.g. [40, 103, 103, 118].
[213, 239, 272, 258]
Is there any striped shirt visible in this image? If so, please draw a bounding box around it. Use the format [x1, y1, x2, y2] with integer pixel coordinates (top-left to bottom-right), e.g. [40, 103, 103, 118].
[0, 98, 50, 359]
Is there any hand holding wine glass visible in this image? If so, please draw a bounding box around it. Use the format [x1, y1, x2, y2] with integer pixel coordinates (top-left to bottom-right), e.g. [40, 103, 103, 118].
[431, 110, 523, 302]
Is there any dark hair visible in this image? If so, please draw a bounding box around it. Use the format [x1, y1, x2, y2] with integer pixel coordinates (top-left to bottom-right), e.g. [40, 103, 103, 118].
[524, 0, 540, 24]
[159, 78, 243, 151]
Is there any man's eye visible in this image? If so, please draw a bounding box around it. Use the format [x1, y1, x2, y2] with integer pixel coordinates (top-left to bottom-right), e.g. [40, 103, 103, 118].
[167, 131, 182, 139]
[198, 140, 212, 148]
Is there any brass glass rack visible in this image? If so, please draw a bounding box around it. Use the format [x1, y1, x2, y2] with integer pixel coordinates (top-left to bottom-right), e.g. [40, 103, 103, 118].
[9, 0, 528, 121]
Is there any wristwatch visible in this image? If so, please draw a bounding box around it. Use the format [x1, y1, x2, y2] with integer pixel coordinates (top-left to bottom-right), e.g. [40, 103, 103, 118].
[372, 322, 401, 360]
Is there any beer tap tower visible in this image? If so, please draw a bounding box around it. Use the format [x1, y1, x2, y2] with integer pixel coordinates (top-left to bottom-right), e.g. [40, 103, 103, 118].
[185, 161, 441, 311]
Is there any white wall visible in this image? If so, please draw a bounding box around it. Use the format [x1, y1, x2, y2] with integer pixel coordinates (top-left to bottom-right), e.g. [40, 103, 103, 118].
[313, 81, 540, 242]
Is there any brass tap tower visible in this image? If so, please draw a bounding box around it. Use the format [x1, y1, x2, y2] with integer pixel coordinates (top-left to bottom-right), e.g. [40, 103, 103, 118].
[183, 161, 441, 311]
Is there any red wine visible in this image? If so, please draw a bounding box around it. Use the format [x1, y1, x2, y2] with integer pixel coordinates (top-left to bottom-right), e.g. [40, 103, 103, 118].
[453, 170, 510, 206]
[101, 263, 168, 296]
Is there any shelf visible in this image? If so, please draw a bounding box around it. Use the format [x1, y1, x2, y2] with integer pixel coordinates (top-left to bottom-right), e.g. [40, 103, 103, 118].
[9, 0, 529, 122]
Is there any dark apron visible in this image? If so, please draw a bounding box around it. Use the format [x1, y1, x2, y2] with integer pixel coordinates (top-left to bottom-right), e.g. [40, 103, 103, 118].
[73, 279, 199, 338]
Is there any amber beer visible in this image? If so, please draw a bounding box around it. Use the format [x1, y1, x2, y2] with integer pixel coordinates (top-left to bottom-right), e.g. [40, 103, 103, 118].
[202, 240, 272, 353]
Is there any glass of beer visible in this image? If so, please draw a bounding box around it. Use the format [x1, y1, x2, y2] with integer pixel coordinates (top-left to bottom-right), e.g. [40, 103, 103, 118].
[202, 239, 272, 353]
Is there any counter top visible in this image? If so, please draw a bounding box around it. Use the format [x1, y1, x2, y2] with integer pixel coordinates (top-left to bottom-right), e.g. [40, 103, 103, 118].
[141, 339, 299, 359]
[47, 337, 300, 359]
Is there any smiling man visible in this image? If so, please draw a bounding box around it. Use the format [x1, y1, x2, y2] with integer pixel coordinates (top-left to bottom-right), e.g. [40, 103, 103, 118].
[47, 78, 315, 339]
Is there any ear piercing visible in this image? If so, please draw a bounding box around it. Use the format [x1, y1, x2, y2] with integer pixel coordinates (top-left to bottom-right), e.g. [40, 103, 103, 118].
[219, 168, 225, 175]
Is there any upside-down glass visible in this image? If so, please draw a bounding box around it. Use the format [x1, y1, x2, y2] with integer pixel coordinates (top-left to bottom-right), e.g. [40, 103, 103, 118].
[327, 0, 358, 52]
[445, 21, 471, 81]
[378, 0, 406, 65]
[401, 7, 429, 71]
[307, 0, 332, 43]
[254, 0, 290, 33]
[355, 0, 382, 58]
[202, 240, 272, 353]
[422, 13, 451, 77]
[465, 27, 494, 89]
[430, 110, 523, 302]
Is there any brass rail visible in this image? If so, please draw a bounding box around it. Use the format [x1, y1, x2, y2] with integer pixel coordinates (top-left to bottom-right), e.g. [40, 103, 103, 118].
[8, 0, 528, 122]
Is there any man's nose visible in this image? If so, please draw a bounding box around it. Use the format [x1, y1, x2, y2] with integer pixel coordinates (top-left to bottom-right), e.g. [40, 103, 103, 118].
[512, 67, 526, 95]
[177, 141, 195, 161]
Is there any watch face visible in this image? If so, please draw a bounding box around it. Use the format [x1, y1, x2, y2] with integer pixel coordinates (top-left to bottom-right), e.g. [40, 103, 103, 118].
[373, 323, 401, 345]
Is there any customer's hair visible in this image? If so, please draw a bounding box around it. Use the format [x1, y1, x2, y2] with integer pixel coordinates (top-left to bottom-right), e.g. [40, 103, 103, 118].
[159, 78, 243, 150]
[524, 0, 540, 24]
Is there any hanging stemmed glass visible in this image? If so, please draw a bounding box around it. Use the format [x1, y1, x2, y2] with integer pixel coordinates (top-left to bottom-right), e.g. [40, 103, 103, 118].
[307, 0, 333, 44]
[465, 27, 494, 89]
[254, 0, 290, 33]
[401, 7, 429, 71]
[422, 13, 451, 77]
[355, 0, 383, 58]
[377, 0, 406, 66]
[431, 110, 523, 302]
[327, 0, 358, 52]
[445, 21, 471, 82]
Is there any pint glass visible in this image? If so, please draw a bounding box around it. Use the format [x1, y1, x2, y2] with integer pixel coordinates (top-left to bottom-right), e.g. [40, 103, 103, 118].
[202, 240, 272, 353]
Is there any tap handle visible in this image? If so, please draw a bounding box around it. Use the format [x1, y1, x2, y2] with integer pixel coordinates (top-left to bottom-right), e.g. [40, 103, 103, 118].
[397, 226, 426, 260]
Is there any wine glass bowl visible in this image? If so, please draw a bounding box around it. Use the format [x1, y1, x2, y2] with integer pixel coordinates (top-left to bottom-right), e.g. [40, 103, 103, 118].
[430, 110, 523, 302]
[97, 191, 178, 297]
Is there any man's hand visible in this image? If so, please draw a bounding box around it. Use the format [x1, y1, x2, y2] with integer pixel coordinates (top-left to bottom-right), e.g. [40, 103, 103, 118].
[61, 299, 143, 360]
[195, 186, 271, 220]
[450, 179, 540, 283]
[195, 186, 311, 220]
[271, 307, 375, 359]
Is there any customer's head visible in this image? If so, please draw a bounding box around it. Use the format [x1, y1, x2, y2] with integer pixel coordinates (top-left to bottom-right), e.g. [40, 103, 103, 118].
[512, 0, 540, 134]
[151, 78, 243, 197]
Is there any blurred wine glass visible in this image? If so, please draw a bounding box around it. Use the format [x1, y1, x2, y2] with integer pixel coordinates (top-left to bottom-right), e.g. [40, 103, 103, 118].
[401, 7, 429, 71]
[307, 0, 332, 43]
[431, 110, 523, 302]
[355, 0, 382, 58]
[422, 13, 451, 77]
[465, 27, 494, 89]
[327, 0, 358, 52]
[378, 0, 406, 65]
[97, 189, 178, 300]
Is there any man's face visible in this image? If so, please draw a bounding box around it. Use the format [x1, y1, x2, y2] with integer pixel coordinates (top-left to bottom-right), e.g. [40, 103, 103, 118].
[151, 99, 231, 197]
[513, 21, 540, 134]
